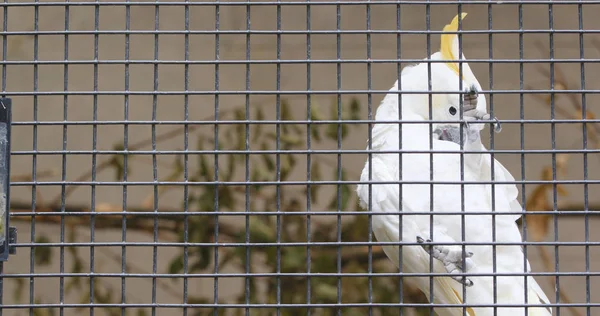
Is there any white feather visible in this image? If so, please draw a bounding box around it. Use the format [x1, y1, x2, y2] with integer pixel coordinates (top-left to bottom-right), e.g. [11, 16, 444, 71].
[356, 69, 552, 315]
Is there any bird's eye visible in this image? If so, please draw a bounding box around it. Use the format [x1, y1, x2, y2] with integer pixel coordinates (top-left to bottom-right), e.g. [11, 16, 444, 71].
[449, 106, 457, 116]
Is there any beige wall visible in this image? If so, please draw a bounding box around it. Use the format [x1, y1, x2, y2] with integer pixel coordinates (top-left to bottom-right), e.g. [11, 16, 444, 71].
[0, 1, 599, 315]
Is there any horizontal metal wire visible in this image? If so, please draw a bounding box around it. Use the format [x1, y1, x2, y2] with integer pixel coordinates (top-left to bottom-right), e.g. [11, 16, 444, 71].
[0, 1, 595, 6]
[0, 30, 597, 35]
[10, 180, 600, 186]
[1, 271, 598, 279]
[9, 149, 600, 155]
[0, 303, 584, 309]
[0, 89, 596, 96]
[10, 210, 596, 216]
[12, 241, 600, 247]
[11, 119, 600, 126]
[0, 58, 595, 65]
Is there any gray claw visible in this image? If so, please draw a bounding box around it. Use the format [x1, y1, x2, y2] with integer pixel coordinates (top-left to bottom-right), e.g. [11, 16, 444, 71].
[463, 85, 479, 111]
[416, 236, 474, 287]
[493, 116, 502, 133]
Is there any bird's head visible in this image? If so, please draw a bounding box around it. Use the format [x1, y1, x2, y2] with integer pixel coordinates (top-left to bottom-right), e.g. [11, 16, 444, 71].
[400, 13, 500, 145]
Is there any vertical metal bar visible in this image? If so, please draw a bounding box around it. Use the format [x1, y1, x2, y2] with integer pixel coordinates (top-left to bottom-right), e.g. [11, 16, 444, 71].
[365, 3, 373, 316]
[213, 0, 220, 314]
[578, 4, 590, 316]
[244, 2, 251, 316]
[395, 2, 403, 315]
[548, 4, 559, 316]
[487, 4, 498, 315]
[275, 1, 282, 315]
[122, 1, 131, 315]
[425, 3, 434, 315]
[30, 1, 39, 315]
[305, 1, 312, 315]
[90, 1, 100, 315]
[151, 2, 160, 316]
[0, 0, 6, 313]
[60, 2, 71, 315]
[0, 1, 4, 96]
[0, 261, 3, 316]
[335, 3, 342, 316]
[366, 2, 374, 316]
[518, 4, 529, 315]
[182, 1, 190, 315]
[456, 6, 467, 316]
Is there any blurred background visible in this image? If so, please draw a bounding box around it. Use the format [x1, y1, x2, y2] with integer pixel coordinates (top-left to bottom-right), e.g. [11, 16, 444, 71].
[0, 0, 599, 315]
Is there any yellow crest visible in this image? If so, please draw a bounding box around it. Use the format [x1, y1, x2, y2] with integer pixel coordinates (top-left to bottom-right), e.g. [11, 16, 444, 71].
[440, 13, 468, 79]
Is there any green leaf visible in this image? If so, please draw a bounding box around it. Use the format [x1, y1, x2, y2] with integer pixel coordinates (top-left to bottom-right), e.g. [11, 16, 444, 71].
[280, 155, 292, 181]
[281, 247, 305, 272]
[310, 162, 322, 203]
[325, 99, 352, 140]
[340, 183, 352, 211]
[291, 124, 303, 135]
[34, 236, 52, 266]
[349, 97, 361, 120]
[309, 104, 323, 142]
[64, 276, 82, 295]
[253, 107, 265, 143]
[233, 108, 247, 150]
[13, 278, 25, 303]
[168, 254, 184, 275]
[188, 217, 210, 242]
[250, 164, 267, 191]
[310, 103, 323, 121]
[249, 218, 275, 243]
[314, 283, 338, 303]
[78, 290, 92, 305]
[72, 256, 83, 273]
[327, 168, 353, 211]
[280, 134, 302, 148]
[288, 154, 297, 168]
[218, 186, 235, 210]
[310, 123, 321, 142]
[234, 108, 245, 121]
[281, 99, 292, 121]
[137, 309, 149, 316]
[223, 155, 236, 182]
[197, 190, 214, 212]
[198, 155, 213, 182]
[262, 154, 275, 172]
[326, 123, 349, 141]
[190, 246, 212, 272]
[218, 248, 242, 269]
[280, 154, 297, 181]
[265, 131, 277, 140]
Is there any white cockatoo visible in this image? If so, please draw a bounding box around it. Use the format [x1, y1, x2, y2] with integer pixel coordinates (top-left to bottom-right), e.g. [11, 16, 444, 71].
[356, 13, 552, 316]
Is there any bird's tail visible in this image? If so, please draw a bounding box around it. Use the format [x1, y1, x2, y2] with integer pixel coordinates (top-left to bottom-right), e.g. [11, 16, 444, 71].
[424, 278, 476, 316]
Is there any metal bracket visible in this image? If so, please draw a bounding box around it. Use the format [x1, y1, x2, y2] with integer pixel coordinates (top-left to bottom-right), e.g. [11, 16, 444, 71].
[0, 98, 13, 261]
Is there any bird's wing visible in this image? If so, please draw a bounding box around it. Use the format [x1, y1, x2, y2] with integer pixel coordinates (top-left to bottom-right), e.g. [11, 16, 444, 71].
[359, 155, 476, 316]
[476, 146, 553, 316]
[357, 120, 479, 316]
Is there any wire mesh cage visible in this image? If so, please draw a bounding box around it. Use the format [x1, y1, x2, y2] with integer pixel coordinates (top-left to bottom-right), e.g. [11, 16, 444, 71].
[0, 0, 598, 315]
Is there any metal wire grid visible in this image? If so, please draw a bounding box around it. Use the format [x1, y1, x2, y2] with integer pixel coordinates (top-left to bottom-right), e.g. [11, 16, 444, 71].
[0, 1, 596, 316]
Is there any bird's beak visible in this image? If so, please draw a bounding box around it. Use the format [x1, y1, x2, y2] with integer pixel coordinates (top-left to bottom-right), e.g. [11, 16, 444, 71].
[433, 126, 467, 145]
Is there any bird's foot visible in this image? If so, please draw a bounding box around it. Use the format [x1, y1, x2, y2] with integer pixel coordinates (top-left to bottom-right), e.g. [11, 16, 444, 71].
[416, 236, 474, 287]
